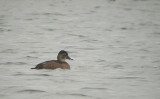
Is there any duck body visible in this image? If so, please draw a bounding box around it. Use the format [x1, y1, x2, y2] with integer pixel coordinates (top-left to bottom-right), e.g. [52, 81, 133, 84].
[31, 50, 72, 70]
[32, 60, 70, 70]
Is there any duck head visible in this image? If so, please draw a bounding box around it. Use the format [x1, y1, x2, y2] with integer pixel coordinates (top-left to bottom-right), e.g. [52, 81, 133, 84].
[57, 50, 73, 62]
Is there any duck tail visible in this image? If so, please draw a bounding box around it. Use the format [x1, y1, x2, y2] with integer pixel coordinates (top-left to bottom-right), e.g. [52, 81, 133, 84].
[31, 68, 36, 69]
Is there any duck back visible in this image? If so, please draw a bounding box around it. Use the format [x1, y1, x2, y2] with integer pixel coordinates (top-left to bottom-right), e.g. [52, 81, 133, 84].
[31, 60, 70, 70]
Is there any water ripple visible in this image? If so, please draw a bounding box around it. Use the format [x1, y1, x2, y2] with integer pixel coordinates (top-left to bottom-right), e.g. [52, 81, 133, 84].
[0, 62, 27, 65]
[0, 49, 17, 53]
[82, 87, 107, 90]
[14, 73, 51, 77]
[58, 93, 90, 97]
[68, 93, 88, 97]
[110, 76, 145, 80]
[17, 89, 46, 93]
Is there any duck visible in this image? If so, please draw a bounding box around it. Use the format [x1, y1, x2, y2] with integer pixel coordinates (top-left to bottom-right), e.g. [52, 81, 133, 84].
[31, 50, 73, 70]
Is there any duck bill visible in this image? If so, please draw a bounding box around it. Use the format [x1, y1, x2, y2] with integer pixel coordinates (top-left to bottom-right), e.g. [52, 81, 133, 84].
[67, 56, 73, 60]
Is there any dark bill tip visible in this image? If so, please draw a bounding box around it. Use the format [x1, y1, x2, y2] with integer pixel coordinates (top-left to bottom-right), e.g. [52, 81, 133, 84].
[67, 56, 73, 60]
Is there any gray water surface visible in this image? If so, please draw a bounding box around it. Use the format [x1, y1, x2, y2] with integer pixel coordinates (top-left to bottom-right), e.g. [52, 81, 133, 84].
[0, 0, 160, 99]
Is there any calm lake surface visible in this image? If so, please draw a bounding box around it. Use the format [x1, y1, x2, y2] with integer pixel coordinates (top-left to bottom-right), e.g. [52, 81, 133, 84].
[0, 0, 160, 99]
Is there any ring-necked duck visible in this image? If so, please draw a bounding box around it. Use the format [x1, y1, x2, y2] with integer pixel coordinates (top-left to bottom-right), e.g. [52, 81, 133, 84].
[31, 50, 73, 70]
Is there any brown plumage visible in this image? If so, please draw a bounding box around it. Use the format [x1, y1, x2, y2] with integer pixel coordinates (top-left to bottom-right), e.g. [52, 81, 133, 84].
[31, 50, 73, 70]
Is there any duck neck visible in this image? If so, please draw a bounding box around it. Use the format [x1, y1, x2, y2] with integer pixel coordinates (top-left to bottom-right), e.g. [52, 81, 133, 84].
[57, 56, 65, 63]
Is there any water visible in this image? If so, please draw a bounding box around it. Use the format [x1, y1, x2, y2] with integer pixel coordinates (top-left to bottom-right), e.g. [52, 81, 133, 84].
[0, 0, 160, 99]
